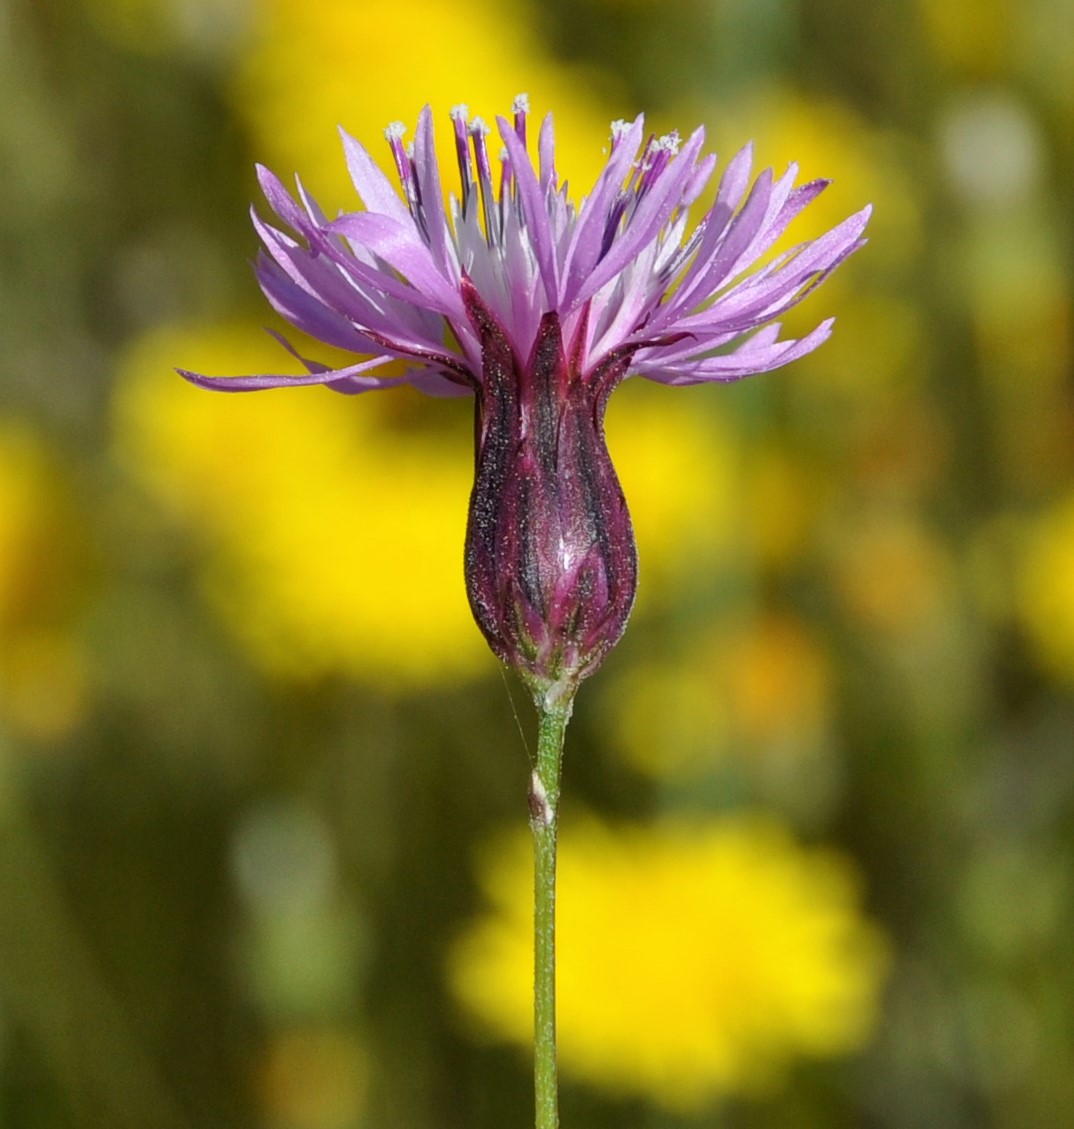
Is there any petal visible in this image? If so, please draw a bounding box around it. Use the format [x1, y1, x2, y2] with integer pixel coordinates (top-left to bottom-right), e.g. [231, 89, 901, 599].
[587, 236, 662, 360]
[561, 115, 646, 306]
[256, 164, 312, 235]
[255, 226, 459, 359]
[538, 110, 557, 193]
[255, 255, 379, 351]
[636, 318, 835, 383]
[648, 143, 756, 328]
[405, 369, 475, 397]
[667, 166, 776, 315]
[254, 215, 388, 323]
[569, 126, 708, 311]
[684, 204, 872, 330]
[339, 126, 413, 226]
[328, 212, 465, 318]
[413, 105, 460, 283]
[745, 176, 830, 261]
[177, 352, 400, 392]
[497, 114, 559, 308]
[682, 151, 718, 208]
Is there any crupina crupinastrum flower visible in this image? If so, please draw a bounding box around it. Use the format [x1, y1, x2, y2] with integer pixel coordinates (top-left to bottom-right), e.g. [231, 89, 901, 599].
[180, 95, 869, 703]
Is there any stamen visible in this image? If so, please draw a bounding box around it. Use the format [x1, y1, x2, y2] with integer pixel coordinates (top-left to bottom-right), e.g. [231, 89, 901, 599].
[450, 104, 474, 208]
[637, 131, 680, 195]
[636, 133, 658, 174]
[657, 130, 681, 156]
[384, 122, 421, 218]
[603, 127, 648, 255]
[469, 118, 498, 246]
[512, 92, 530, 147]
[600, 195, 629, 258]
[609, 119, 630, 155]
[499, 146, 514, 211]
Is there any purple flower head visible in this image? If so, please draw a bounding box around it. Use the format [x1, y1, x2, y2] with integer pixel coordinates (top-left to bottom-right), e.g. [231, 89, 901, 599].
[180, 96, 869, 702]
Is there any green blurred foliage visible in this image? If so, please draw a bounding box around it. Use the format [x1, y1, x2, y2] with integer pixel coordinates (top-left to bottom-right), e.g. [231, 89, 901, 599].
[1, 0, 1073, 1127]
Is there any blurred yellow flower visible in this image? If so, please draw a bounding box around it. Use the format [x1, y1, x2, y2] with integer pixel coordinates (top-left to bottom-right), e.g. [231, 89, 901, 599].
[0, 425, 50, 631]
[1018, 494, 1074, 683]
[605, 382, 740, 599]
[113, 321, 487, 685]
[449, 816, 887, 1110]
[234, 0, 617, 203]
[0, 424, 88, 740]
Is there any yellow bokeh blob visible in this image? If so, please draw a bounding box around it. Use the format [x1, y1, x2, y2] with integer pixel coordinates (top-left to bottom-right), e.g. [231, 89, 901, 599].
[113, 322, 488, 686]
[0, 424, 89, 740]
[606, 380, 740, 598]
[449, 816, 887, 1110]
[234, 0, 620, 205]
[0, 426, 50, 630]
[1018, 493, 1074, 683]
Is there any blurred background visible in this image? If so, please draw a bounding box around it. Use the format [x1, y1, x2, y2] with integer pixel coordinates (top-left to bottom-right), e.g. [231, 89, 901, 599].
[2, 0, 1073, 1126]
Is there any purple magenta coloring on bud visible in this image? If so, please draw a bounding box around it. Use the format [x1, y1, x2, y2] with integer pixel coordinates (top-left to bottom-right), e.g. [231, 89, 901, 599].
[462, 280, 637, 694]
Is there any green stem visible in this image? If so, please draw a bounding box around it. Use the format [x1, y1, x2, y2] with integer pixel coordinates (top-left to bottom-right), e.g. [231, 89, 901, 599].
[529, 691, 573, 1129]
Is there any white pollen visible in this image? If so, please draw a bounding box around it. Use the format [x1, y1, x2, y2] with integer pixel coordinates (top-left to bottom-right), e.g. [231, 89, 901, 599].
[610, 119, 628, 139]
[469, 116, 490, 136]
[512, 92, 530, 114]
[656, 130, 681, 154]
[450, 103, 469, 122]
[384, 121, 406, 141]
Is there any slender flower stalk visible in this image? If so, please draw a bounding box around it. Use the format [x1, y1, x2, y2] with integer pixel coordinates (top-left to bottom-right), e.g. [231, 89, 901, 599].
[179, 94, 869, 1126]
[530, 698, 571, 1129]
